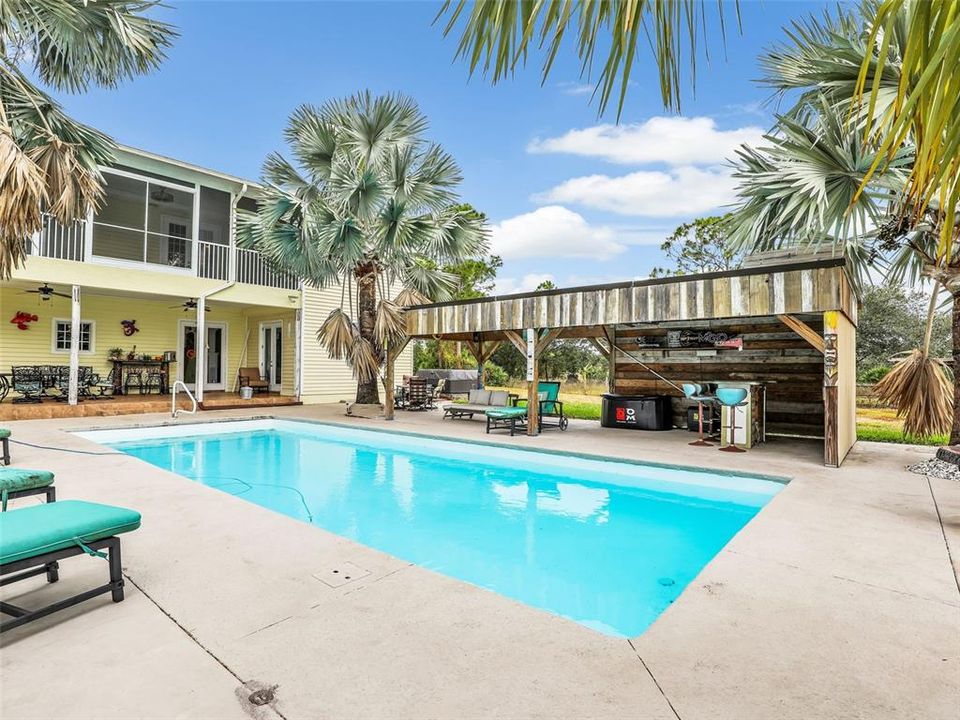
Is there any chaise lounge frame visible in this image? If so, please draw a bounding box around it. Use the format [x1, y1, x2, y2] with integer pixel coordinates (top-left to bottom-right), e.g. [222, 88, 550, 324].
[0, 536, 123, 633]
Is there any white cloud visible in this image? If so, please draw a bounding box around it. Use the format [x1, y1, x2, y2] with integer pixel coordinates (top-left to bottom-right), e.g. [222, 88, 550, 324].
[533, 166, 738, 217]
[489, 206, 627, 261]
[556, 81, 594, 96]
[494, 273, 556, 295]
[528, 116, 763, 166]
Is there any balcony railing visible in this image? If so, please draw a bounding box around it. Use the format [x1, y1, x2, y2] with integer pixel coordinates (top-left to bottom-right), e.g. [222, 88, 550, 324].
[32, 215, 85, 262]
[29, 215, 299, 291]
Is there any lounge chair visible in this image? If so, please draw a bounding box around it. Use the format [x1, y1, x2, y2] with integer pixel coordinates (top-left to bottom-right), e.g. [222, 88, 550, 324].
[0, 500, 141, 633]
[443, 389, 518, 420]
[517, 381, 569, 431]
[238, 367, 269, 394]
[485, 406, 529, 436]
[0, 468, 55, 510]
[0, 429, 9, 465]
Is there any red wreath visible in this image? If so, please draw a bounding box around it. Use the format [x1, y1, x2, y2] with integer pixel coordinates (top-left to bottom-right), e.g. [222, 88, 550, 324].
[185, 348, 196, 360]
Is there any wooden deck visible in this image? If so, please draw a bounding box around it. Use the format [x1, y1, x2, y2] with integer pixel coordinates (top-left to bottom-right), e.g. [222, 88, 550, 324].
[0, 391, 300, 421]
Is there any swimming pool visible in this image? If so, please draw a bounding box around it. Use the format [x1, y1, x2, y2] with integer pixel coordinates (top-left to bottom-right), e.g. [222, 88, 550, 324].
[78, 419, 784, 637]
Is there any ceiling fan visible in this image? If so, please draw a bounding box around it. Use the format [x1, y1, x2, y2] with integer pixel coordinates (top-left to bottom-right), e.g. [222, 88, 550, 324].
[24, 283, 70, 301]
[170, 298, 211, 312]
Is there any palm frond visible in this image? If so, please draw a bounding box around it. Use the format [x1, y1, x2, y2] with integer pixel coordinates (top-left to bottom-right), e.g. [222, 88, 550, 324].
[7, 0, 177, 92]
[395, 287, 431, 307]
[874, 349, 952, 437]
[349, 333, 381, 383]
[0, 124, 46, 276]
[436, 0, 738, 117]
[374, 299, 407, 348]
[317, 308, 355, 360]
[857, 0, 960, 261]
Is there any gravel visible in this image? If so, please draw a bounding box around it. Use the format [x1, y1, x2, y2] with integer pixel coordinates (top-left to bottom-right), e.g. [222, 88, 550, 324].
[907, 458, 960, 481]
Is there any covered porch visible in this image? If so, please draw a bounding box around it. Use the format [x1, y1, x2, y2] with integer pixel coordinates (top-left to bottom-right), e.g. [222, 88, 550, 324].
[0, 280, 302, 415]
[395, 258, 858, 467]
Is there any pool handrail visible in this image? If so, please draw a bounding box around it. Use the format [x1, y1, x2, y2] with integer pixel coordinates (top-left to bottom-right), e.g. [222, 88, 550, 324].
[172, 380, 197, 418]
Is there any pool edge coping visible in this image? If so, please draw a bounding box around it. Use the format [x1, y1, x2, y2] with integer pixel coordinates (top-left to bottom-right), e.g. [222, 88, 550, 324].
[69, 413, 792, 485]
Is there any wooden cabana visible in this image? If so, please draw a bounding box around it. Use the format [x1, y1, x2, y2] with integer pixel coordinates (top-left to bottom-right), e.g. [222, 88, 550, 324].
[393, 258, 858, 467]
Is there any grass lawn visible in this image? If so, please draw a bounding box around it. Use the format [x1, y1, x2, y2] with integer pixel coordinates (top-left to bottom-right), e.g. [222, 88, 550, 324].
[485, 385, 943, 446]
[856, 407, 946, 446]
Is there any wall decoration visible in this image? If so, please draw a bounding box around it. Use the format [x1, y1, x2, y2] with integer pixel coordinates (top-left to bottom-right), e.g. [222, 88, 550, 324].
[121, 319, 140, 336]
[10, 311, 38, 330]
[666, 329, 740, 348]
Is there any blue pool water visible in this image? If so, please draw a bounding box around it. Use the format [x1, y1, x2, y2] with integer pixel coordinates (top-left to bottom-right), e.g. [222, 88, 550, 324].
[86, 420, 783, 637]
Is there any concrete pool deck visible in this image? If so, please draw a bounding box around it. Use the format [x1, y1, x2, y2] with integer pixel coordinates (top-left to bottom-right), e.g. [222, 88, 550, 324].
[1, 405, 958, 719]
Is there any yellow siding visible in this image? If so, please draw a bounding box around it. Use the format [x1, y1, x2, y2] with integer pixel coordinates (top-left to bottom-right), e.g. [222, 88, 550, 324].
[1, 286, 246, 388]
[299, 286, 413, 404]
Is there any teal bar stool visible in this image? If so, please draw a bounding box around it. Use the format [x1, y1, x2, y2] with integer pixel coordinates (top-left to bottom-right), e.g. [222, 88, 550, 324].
[682, 383, 714, 447]
[716, 387, 749, 453]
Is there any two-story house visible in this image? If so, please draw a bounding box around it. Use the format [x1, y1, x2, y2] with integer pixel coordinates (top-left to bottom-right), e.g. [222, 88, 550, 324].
[0, 144, 412, 409]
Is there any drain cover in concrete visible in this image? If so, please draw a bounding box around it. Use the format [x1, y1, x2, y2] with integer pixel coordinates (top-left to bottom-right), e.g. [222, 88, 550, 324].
[313, 561, 370, 588]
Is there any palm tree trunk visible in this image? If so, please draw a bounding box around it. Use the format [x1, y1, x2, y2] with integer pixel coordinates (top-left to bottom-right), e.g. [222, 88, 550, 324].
[356, 266, 381, 405]
[951, 289, 960, 446]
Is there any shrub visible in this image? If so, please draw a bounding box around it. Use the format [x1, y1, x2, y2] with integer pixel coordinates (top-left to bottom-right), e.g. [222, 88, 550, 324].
[581, 361, 608, 383]
[858, 365, 891, 384]
[483, 362, 509, 387]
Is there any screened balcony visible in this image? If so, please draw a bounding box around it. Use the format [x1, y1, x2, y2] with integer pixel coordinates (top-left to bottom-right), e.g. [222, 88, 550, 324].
[28, 169, 298, 291]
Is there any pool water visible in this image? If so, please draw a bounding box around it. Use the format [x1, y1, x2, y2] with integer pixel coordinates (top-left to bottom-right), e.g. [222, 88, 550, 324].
[83, 420, 784, 637]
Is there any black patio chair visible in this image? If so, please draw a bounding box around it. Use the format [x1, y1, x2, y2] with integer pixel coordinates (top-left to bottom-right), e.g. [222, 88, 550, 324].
[87, 369, 116, 399]
[10, 367, 42, 404]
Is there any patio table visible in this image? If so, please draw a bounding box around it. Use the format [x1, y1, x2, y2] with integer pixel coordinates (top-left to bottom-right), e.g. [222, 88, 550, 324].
[110, 359, 171, 395]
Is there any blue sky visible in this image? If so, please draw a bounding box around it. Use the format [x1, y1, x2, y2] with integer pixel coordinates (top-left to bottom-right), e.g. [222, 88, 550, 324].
[50, 0, 829, 293]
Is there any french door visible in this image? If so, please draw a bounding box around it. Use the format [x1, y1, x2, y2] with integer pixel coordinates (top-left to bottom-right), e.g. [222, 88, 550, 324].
[260, 321, 282, 392]
[179, 321, 227, 390]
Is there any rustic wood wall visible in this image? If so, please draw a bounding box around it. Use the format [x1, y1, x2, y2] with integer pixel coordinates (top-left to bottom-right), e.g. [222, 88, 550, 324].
[613, 316, 825, 438]
[406, 261, 855, 338]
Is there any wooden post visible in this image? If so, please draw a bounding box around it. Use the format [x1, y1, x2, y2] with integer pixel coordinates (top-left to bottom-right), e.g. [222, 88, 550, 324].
[603, 325, 617, 393]
[384, 336, 411, 421]
[476, 338, 484, 389]
[68, 285, 81, 405]
[823, 311, 839, 466]
[526, 329, 539, 436]
[822, 310, 856, 467]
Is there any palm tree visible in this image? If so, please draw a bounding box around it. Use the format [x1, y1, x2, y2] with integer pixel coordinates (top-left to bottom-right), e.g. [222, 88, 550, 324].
[435, 0, 737, 117]
[857, 0, 960, 265]
[726, 4, 956, 439]
[1, 0, 176, 278]
[240, 92, 488, 405]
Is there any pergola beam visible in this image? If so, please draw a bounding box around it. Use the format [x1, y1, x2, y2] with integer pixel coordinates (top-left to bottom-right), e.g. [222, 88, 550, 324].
[778, 314, 825, 354]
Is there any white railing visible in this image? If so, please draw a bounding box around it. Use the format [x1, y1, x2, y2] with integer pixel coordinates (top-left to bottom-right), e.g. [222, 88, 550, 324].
[33, 216, 299, 291]
[31, 214, 85, 261]
[236, 247, 299, 290]
[172, 380, 197, 418]
[197, 240, 230, 281]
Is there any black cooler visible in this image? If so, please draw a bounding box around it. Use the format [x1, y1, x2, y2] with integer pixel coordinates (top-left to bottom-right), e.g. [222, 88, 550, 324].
[601, 394, 672, 431]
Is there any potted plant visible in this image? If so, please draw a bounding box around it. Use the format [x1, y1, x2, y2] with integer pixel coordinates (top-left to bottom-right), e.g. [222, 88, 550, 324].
[108, 347, 123, 360]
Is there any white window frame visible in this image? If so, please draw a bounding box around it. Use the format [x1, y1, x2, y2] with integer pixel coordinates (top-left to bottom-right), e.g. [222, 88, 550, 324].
[51, 318, 95, 355]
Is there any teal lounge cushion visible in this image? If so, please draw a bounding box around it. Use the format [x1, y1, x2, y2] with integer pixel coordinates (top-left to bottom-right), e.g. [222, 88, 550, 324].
[0, 428, 10, 440]
[486, 407, 527, 419]
[0, 467, 54, 492]
[0, 500, 141, 565]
